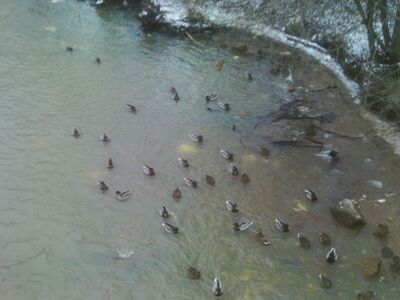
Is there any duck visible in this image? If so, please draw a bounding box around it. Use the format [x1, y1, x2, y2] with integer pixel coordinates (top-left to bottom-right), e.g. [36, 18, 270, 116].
[257, 146, 270, 157]
[232, 124, 236, 131]
[205, 174, 215, 186]
[162, 222, 178, 234]
[66, 46, 73, 52]
[188, 133, 203, 143]
[97, 181, 108, 192]
[319, 232, 331, 245]
[172, 187, 181, 199]
[240, 172, 250, 184]
[218, 102, 230, 110]
[213, 277, 223, 297]
[173, 92, 180, 101]
[233, 220, 254, 232]
[319, 274, 332, 289]
[177, 157, 189, 168]
[256, 229, 272, 246]
[304, 189, 318, 201]
[205, 94, 218, 102]
[228, 163, 239, 176]
[225, 200, 238, 212]
[183, 177, 197, 188]
[115, 190, 131, 201]
[107, 158, 114, 169]
[72, 128, 80, 137]
[93, 57, 101, 64]
[275, 218, 289, 232]
[100, 133, 110, 142]
[143, 165, 155, 176]
[316, 149, 339, 162]
[159, 206, 169, 218]
[326, 248, 338, 263]
[186, 265, 201, 279]
[220, 149, 234, 160]
[126, 104, 136, 112]
[297, 233, 311, 249]
[245, 71, 253, 81]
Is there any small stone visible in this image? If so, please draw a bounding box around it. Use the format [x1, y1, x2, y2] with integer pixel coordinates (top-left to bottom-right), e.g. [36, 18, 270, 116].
[330, 199, 366, 228]
[357, 291, 375, 300]
[374, 224, 389, 239]
[367, 180, 383, 189]
[359, 257, 381, 278]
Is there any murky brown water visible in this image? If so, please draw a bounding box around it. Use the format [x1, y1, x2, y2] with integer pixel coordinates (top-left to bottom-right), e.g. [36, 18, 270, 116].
[0, 0, 399, 299]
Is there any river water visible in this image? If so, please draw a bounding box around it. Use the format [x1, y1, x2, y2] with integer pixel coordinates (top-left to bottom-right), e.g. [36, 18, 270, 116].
[0, 0, 399, 299]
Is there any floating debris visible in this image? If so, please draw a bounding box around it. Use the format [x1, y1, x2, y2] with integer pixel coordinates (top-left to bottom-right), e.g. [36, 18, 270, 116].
[186, 266, 201, 279]
[214, 59, 224, 71]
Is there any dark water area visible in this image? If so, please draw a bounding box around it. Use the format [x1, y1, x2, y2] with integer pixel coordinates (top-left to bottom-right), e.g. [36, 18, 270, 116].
[0, 0, 399, 299]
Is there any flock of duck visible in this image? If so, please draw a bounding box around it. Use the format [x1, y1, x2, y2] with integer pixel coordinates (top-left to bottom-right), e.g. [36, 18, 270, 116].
[71, 84, 341, 296]
[68, 44, 344, 296]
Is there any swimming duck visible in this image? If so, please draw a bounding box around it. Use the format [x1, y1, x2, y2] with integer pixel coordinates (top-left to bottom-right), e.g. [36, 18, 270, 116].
[205, 94, 218, 102]
[66, 46, 73, 52]
[275, 218, 289, 232]
[218, 102, 230, 110]
[319, 274, 332, 289]
[93, 57, 101, 64]
[256, 229, 272, 246]
[100, 133, 110, 142]
[225, 200, 238, 212]
[297, 233, 311, 249]
[205, 174, 215, 186]
[240, 172, 250, 184]
[143, 165, 155, 176]
[304, 189, 318, 201]
[177, 157, 189, 168]
[213, 277, 223, 297]
[107, 158, 114, 169]
[186, 265, 201, 279]
[245, 71, 253, 81]
[188, 133, 203, 143]
[326, 248, 338, 263]
[172, 187, 181, 199]
[97, 181, 108, 192]
[183, 177, 197, 188]
[126, 104, 136, 112]
[162, 222, 178, 234]
[159, 206, 169, 218]
[233, 220, 254, 232]
[220, 149, 234, 160]
[391, 255, 400, 272]
[284, 67, 293, 83]
[319, 232, 331, 245]
[229, 163, 239, 176]
[232, 124, 236, 131]
[257, 146, 270, 157]
[115, 190, 131, 201]
[72, 128, 80, 137]
[173, 92, 180, 101]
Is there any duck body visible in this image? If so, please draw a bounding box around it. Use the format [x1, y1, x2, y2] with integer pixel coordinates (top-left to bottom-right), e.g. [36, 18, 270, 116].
[162, 222, 178, 234]
[319, 232, 331, 245]
[172, 187, 181, 199]
[115, 190, 131, 201]
[240, 172, 250, 183]
[213, 277, 223, 297]
[225, 200, 238, 212]
[319, 274, 332, 289]
[297, 233, 311, 249]
[326, 248, 338, 263]
[233, 220, 254, 232]
[186, 266, 201, 279]
[229, 163, 239, 176]
[66, 46, 73, 52]
[143, 165, 155, 176]
[126, 104, 136, 112]
[107, 158, 114, 169]
[97, 181, 108, 192]
[205, 174, 215, 186]
[220, 149, 233, 160]
[188, 133, 203, 143]
[72, 128, 80, 137]
[159, 206, 170, 218]
[275, 218, 289, 232]
[256, 230, 271, 246]
[101, 133, 110, 142]
[183, 177, 197, 188]
[177, 157, 189, 168]
[218, 102, 230, 110]
[245, 71, 253, 81]
[304, 189, 318, 201]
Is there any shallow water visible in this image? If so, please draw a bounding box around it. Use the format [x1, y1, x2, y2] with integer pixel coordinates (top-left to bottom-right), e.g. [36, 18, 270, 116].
[0, 1, 399, 299]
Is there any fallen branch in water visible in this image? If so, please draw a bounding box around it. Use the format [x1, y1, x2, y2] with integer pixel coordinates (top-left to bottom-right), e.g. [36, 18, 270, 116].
[273, 140, 323, 148]
[185, 32, 203, 47]
[306, 84, 337, 93]
[315, 126, 365, 139]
